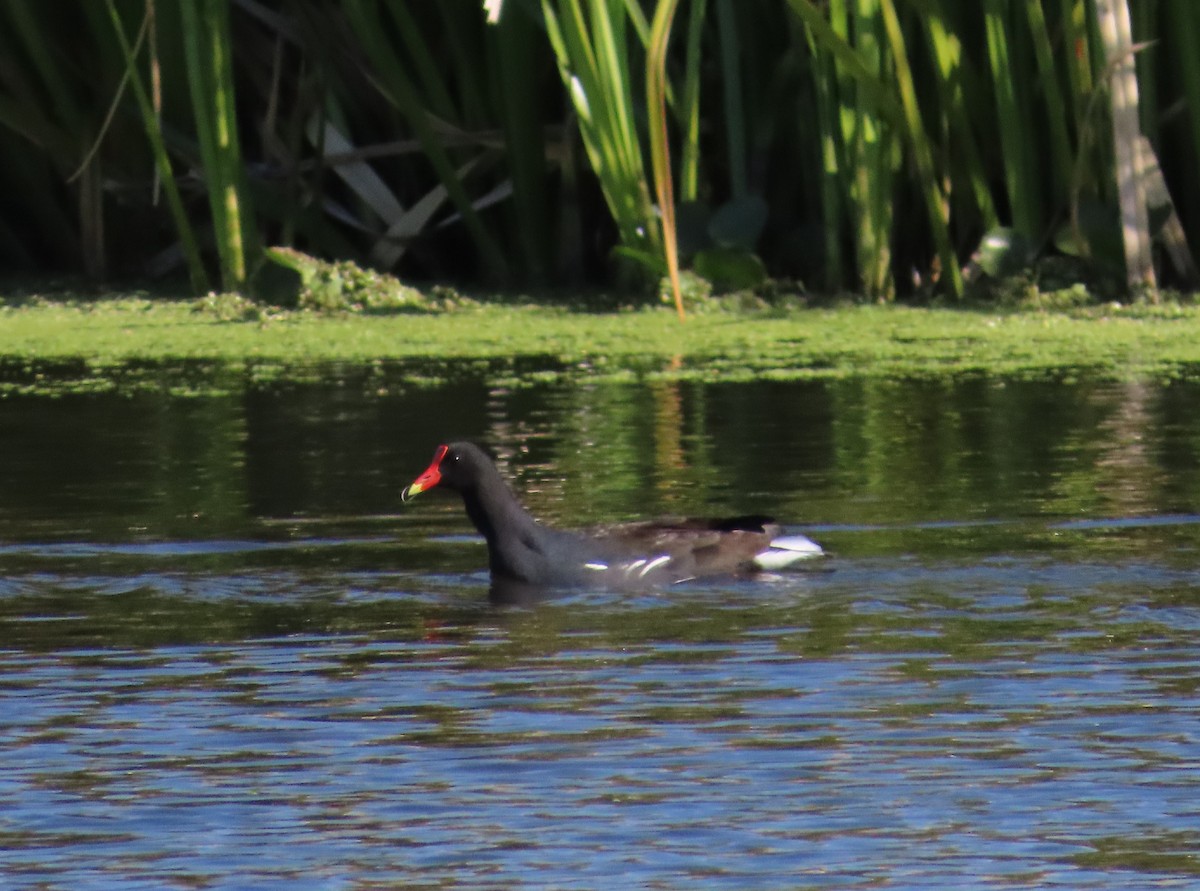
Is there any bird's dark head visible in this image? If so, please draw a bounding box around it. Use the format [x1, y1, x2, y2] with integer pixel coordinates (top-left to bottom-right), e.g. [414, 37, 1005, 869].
[401, 441, 493, 500]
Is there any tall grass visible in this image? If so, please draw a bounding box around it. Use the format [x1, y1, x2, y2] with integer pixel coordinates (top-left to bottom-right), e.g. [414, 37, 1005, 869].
[340, 0, 511, 283]
[540, 0, 660, 274]
[104, 0, 208, 292]
[179, 0, 252, 290]
[791, 0, 904, 298]
[0, 1, 137, 277]
[647, 0, 686, 320]
[879, 0, 962, 298]
[0, 0, 1196, 302]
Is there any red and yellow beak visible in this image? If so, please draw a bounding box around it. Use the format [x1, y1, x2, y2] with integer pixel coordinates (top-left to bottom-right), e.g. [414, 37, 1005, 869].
[401, 444, 448, 502]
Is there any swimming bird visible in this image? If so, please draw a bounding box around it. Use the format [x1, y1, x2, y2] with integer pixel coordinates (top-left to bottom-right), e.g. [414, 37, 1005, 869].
[402, 442, 823, 594]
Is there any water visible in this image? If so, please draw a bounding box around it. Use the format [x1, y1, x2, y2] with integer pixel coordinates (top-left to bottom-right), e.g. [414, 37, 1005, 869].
[1, 374, 1199, 888]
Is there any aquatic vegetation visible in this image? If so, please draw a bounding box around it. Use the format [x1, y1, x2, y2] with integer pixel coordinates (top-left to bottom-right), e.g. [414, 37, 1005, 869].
[3, 295, 1200, 396]
[258, 247, 433, 313]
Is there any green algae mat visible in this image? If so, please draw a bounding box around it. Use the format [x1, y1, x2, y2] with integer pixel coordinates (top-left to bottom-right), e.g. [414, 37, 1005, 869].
[4, 297, 1200, 394]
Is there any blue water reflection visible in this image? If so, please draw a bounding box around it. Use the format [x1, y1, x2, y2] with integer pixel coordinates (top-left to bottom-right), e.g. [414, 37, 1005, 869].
[0, 376, 1198, 888]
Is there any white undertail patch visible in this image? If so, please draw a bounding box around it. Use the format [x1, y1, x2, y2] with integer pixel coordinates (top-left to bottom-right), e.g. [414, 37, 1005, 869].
[752, 534, 824, 570]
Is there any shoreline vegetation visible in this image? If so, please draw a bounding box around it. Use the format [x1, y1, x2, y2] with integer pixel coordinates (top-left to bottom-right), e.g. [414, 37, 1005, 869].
[4, 277, 1200, 396]
[3, 2, 1198, 397]
[3, 3, 1198, 309]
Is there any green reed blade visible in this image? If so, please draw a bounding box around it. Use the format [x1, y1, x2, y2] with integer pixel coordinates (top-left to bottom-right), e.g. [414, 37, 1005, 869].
[385, 4, 459, 124]
[677, 0, 706, 202]
[919, 2, 999, 231]
[592, 0, 643, 185]
[983, 0, 1041, 239]
[1128, 0, 1157, 144]
[542, 0, 657, 257]
[105, 0, 208, 292]
[803, 13, 845, 290]
[648, 0, 685, 320]
[343, 0, 509, 283]
[850, 0, 894, 299]
[1060, 0, 1094, 110]
[785, 0, 904, 127]
[489, 7, 552, 281]
[1165, 0, 1200, 225]
[880, 0, 962, 297]
[179, 0, 250, 290]
[715, 0, 747, 198]
[788, 0, 906, 298]
[1024, 0, 1074, 204]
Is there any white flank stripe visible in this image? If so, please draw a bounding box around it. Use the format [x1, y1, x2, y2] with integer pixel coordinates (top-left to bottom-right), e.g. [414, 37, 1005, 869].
[584, 561, 609, 571]
[639, 554, 672, 577]
[623, 559, 648, 577]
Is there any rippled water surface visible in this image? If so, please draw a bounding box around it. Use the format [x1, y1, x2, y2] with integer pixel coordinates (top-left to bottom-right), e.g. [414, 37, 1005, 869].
[1, 375, 1199, 888]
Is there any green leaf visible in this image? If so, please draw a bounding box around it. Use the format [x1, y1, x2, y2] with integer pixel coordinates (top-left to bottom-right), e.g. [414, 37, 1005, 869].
[612, 245, 667, 276]
[694, 246, 767, 289]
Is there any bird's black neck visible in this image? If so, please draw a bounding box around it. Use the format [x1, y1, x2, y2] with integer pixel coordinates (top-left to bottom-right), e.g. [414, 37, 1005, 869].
[459, 471, 547, 580]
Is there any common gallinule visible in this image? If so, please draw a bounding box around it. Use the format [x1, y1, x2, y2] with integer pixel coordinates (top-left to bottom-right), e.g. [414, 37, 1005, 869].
[402, 442, 823, 591]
